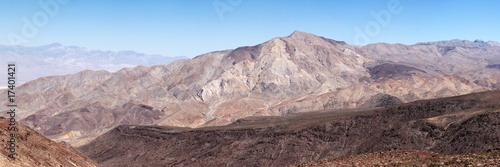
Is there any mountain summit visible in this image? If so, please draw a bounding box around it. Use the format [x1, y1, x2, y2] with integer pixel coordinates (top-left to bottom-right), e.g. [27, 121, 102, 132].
[288, 30, 318, 39]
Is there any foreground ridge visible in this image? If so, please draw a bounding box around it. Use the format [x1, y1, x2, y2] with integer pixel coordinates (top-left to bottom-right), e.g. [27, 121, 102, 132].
[0, 117, 97, 167]
[79, 90, 500, 167]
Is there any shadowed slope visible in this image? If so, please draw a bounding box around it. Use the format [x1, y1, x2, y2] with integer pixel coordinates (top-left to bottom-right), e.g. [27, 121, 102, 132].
[80, 90, 500, 167]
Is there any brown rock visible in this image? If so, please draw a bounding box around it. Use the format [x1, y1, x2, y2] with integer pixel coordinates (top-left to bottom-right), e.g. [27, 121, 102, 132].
[0, 117, 97, 167]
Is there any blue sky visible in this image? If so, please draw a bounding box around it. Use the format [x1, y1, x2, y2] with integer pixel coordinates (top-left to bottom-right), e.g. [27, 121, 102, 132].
[1, 0, 499, 58]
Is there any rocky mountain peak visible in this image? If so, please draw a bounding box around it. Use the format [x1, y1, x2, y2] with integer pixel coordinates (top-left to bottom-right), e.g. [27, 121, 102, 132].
[288, 30, 319, 40]
[474, 39, 485, 43]
[36, 43, 63, 50]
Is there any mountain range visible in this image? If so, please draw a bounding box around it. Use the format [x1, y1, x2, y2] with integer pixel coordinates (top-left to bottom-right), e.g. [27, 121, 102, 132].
[0, 43, 186, 85]
[0, 31, 499, 147]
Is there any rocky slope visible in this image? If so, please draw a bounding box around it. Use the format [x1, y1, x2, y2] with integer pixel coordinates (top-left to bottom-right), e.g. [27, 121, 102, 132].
[296, 150, 500, 166]
[1, 31, 499, 146]
[0, 117, 97, 167]
[22, 102, 164, 147]
[79, 90, 500, 167]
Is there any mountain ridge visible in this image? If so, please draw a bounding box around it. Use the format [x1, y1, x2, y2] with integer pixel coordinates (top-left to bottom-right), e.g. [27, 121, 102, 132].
[0, 43, 187, 85]
[79, 90, 500, 167]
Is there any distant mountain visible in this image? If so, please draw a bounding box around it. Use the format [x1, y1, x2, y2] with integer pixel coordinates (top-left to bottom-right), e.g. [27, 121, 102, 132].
[79, 90, 500, 167]
[0, 43, 187, 85]
[0, 117, 97, 166]
[416, 39, 500, 48]
[1, 31, 499, 146]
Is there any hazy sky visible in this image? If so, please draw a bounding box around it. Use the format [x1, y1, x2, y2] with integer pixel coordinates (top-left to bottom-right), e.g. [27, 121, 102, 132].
[1, 0, 499, 58]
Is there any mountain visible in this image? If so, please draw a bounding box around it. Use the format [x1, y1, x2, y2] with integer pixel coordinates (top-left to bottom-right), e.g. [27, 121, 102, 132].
[416, 39, 500, 48]
[0, 117, 97, 167]
[78, 90, 500, 167]
[1, 31, 499, 146]
[0, 43, 187, 85]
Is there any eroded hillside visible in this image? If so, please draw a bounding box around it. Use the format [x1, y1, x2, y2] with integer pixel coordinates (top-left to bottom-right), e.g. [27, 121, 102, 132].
[79, 90, 500, 167]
